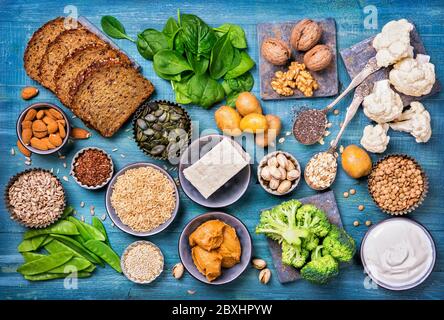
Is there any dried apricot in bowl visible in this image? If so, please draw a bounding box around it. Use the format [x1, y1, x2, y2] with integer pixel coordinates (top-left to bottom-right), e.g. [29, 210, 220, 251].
[341, 145, 372, 179]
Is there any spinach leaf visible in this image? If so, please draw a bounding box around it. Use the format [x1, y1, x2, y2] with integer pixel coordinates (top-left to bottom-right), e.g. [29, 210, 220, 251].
[153, 49, 192, 75]
[153, 62, 184, 81]
[137, 29, 169, 60]
[186, 51, 209, 75]
[187, 74, 225, 109]
[229, 48, 242, 70]
[101, 16, 135, 42]
[224, 51, 255, 79]
[214, 23, 247, 49]
[209, 33, 234, 79]
[225, 91, 240, 107]
[162, 17, 180, 49]
[179, 14, 217, 58]
[172, 79, 192, 104]
[223, 71, 254, 93]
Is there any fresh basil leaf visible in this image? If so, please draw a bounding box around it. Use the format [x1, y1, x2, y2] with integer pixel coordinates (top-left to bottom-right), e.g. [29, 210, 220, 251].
[100, 16, 134, 42]
[153, 49, 192, 75]
[186, 51, 209, 75]
[137, 29, 169, 60]
[178, 14, 217, 58]
[187, 73, 225, 109]
[209, 33, 234, 80]
[224, 51, 255, 79]
[214, 23, 247, 49]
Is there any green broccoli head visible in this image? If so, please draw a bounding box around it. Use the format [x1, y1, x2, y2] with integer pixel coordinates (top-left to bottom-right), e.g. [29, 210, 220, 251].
[256, 200, 308, 246]
[300, 246, 339, 284]
[303, 232, 319, 251]
[281, 240, 309, 268]
[322, 225, 356, 262]
[296, 204, 331, 237]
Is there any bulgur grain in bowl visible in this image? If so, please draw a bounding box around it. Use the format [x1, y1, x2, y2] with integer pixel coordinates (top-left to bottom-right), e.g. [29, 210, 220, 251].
[105, 162, 179, 237]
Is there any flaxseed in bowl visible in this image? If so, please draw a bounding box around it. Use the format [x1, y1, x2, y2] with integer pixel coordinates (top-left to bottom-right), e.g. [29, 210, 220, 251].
[4, 168, 66, 228]
[71, 147, 114, 189]
[105, 162, 179, 237]
[368, 154, 428, 215]
[121, 240, 164, 284]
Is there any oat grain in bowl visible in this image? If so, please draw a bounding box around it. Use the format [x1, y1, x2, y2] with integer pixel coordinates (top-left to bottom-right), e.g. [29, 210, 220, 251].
[110, 166, 176, 232]
[6, 169, 65, 228]
[304, 152, 337, 190]
[122, 241, 164, 284]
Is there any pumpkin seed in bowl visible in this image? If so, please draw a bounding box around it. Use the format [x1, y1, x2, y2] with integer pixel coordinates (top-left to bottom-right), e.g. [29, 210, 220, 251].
[133, 100, 191, 163]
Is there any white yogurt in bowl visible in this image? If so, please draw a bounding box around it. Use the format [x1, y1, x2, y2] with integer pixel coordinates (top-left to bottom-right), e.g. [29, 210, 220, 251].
[361, 217, 435, 290]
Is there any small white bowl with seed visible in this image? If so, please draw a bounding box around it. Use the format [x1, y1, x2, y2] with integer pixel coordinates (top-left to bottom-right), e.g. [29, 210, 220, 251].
[121, 240, 164, 284]
[258, 151, 301, 196]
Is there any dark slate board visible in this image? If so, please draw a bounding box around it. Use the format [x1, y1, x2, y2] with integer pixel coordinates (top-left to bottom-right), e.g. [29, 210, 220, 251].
[264, 190, 343, 284]
[340, 26, 441, 106]
[257, 18, 338, 100]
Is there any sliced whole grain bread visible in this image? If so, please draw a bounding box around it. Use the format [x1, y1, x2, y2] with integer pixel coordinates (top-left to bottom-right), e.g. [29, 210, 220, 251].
[69, 60, 154, 137]
[23, 17, 72, 81]
[38, 28, 106, 91]
[54, 43, 131, 106]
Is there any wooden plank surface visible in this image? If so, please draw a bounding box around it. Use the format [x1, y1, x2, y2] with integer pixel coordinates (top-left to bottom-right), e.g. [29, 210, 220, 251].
[258, 18, 339, 100]
[0, 0, 443, 300]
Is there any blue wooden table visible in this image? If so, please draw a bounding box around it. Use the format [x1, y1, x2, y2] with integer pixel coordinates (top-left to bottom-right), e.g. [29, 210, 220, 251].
[1, 0, 443, 300]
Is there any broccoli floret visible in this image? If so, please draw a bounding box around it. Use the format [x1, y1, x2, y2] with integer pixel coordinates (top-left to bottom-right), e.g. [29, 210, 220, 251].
[296, 204, 331, 237]
[301, 246, 339, 284]
[322, 225, 356, 262]
[281, 240, 309, 268]
[303, 232, 319, 251]
[256, 200, 309, 246]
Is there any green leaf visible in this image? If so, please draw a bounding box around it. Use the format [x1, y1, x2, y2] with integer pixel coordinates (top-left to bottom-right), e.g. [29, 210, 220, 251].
[100, 16, 134, 42]
[137, 29, 170, 60]
[223, 71, 254, 93]
[186, 51, 209, 75]
[162, 17, 180, 48]
[172, 79, 192, 104]
[178, 13, 217, 58]
[226, 91, 240, 107]
[224, 51, 255, 79]
[187, 73, 225, 109]
[214, 23, 247, 49]
[209, 33, 234, 79]
[153, 49, 192, 75]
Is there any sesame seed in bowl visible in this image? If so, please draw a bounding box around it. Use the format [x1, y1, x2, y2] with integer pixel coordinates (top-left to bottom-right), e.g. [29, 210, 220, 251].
[121, 241, 164, 284]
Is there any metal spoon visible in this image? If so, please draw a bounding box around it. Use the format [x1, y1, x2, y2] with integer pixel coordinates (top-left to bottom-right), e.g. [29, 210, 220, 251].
[293, 57, 380, 145]
[304, 82, 373, 191]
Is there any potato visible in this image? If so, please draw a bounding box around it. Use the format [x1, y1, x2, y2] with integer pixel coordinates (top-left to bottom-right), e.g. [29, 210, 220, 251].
[235, 92, 262, 116]
[214, 106, 242, 136]
[255, 114, 282, 147]
[240, 113, 268, 133]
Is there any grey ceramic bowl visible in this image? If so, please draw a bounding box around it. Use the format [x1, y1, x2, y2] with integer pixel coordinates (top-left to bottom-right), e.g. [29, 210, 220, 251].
[105, 162, 179, 237]
[178, 134, 251, 208]
[179, 211, 252, 285]
[70, 147, 114, 190]
[360, 217, 436, 291]
[16, 102, 71, 155]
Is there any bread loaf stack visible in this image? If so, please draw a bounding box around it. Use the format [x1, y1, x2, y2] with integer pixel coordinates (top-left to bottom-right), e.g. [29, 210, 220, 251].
[24, 17, 154, 137]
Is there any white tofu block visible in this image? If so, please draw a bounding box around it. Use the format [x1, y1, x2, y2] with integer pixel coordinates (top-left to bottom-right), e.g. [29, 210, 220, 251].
[183, 138, 250, 199]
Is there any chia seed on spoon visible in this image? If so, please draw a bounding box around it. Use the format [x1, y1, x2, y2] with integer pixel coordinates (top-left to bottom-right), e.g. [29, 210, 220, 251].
[292, 109, 327, 145]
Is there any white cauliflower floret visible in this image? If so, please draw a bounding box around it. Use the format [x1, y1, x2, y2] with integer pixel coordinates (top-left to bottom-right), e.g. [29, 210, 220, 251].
[390, 101, 431, 143]
[389, 54, 436, 97]
[363, 80, 404, 123]
[372, 19, 414, 67]
[360, 124, 390, 153]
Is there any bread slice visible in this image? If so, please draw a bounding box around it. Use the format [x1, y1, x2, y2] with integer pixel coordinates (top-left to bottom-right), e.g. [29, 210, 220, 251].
[69, 60, 155, 137]
[24, 17, 70, 81]
[38, 28, 105, 91]
[54, 43, 131, 106]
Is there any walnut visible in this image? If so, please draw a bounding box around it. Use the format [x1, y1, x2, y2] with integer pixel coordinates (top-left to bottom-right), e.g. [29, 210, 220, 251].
[290, 19, 322, 51]
[271, 62, 319, 97]
[261, 38, 291, 65]
[303, 44, 333, 71]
